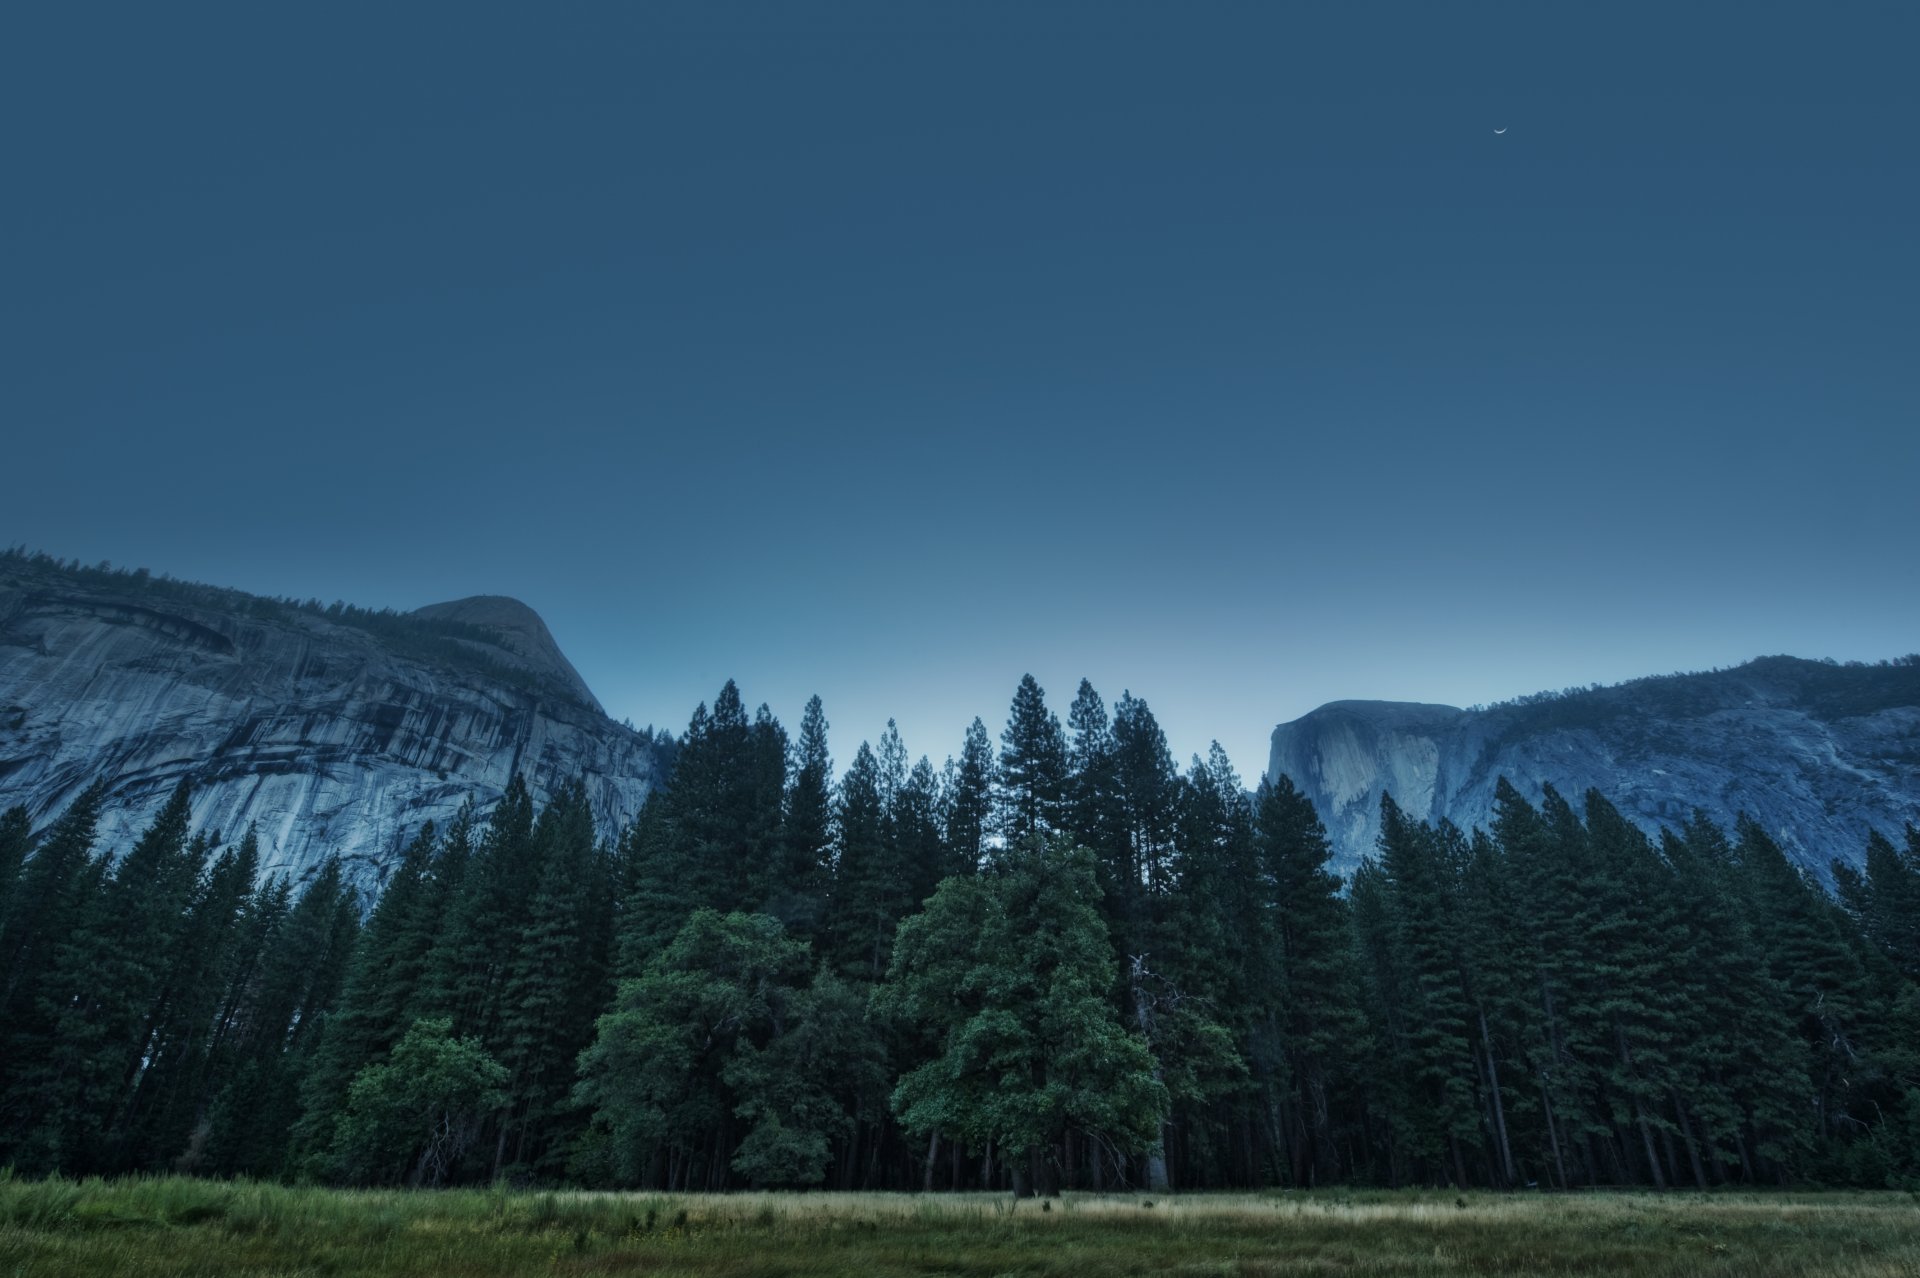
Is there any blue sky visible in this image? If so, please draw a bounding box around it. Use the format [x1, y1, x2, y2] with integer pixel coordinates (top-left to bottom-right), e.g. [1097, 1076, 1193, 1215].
[4, 2, 1916, 779]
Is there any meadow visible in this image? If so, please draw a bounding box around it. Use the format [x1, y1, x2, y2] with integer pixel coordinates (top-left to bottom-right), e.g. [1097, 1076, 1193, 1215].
[3, 1175, 1917, 1277]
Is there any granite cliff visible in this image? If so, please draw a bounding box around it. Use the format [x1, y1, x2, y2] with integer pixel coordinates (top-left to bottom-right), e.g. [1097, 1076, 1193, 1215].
[0, 554, 663, 889]
[1268, 656, 1920, 878]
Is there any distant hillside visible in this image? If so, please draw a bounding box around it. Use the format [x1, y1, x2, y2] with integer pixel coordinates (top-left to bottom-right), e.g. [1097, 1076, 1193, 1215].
[0, 550, 665, 887]
[1267, 655, 1920, 876]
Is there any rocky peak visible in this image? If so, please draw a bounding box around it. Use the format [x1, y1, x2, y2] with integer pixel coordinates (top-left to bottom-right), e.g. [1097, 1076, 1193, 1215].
[411, 595, 604, 714]
[1267, 656, 1920, 879]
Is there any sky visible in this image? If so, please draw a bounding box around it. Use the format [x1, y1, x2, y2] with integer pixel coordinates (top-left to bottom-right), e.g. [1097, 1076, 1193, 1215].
[3, 2, 1916, 781]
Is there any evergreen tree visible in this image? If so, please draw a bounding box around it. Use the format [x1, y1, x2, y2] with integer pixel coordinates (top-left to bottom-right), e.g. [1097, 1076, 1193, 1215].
[496, 779, 614, 1175]
[1106, 692, 1180, 963]
[292, 821, 447, 1176]
[995, 676, 1068, 845]
[891, 755, 947, 913]
[1251, 773, 1367, 1186]
[13, 781, 202, 1172]
[118, 827, 261, 1170]
[1370, 796, 1481, 1187]
[1836, 828, 1920, 982]
[418, 777, 537, 1043]
[0, 783, 107, 1116]
[196, 859, 358, 1177]
[943, 717, 994, 875]
[774, 694, 834, 938]
[827, 742, 897, 982]
[0, 803, 29, 927]
[1661, 814, 1807, 1183]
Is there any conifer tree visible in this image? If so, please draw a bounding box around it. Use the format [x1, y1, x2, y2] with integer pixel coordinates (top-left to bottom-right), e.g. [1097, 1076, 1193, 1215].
[996, 676, 1068, 845]
[1371, 796, 1481, 1187]
[1660, 815, 1807, 1183]
[203, 859, 359, 1176]
[14, 781, 202, 1172]
[827, 742, 895, 981]
[0, 803, 29, 927]
[293, 821, 448, 1174]
[892, 755, 947, 914]
[118, 827, 261, 1170]
[496, 780, 614, 1175]
[1252, 773, 1367, 1186]
[1836, 829, 1920, 982]
[1733, 818, 1877, 1153]
[0, 782, 106, 1080]
[774, 694, 834, 937]
[1106, 692, 1180, 962]
[943, 717, 994, 874]
[418, 777, 537, 1043]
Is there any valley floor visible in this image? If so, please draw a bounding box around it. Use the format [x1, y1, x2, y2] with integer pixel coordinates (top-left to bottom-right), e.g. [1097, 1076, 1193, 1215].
[2, 1176, 1915, 1277]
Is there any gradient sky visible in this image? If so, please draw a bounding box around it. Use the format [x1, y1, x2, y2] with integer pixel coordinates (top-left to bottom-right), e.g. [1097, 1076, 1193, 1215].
[4, 2, 1916, 781]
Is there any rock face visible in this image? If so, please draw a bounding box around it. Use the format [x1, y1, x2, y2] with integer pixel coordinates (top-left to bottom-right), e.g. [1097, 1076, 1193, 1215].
[1268, 656, 1920, 878]
[0, 556, 664, 890]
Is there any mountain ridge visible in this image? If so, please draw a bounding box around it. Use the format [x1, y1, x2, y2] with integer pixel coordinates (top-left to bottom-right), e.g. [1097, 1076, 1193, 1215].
[0, 550, 662, 888]
[1268, 654, 1920, 876]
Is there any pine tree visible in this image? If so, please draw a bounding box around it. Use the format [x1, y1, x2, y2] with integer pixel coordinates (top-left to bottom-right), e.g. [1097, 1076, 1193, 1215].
[0, 803, 29, 927]
[1491, 779, 1596, 1188]
[1836, 829, 1920, 982]
[773, 695, 833, 938]
[1107, 692, 1180, 963]
[943, 718, 994, 875]
[14, 781, 203, 1172]
[1371, 796, 1481, 1187]
[117, 827, 261, 1170]
[0, 782, 106, 1068]
[995, 676, 1068, 845]
[496, 780, 614, 1175]
[1660, 814, 1807, 1183]
[892, 755, 947, 914]
[418, 776, 538, 1043]
[292, 821, 449, 1175]
[1252, 772, 1368, 1186]
[1577, 791, 1688, 1189]
[827, 742, 895, 982]
[1733, 816, 1878, 1166]
[203, 859, 360, 1177]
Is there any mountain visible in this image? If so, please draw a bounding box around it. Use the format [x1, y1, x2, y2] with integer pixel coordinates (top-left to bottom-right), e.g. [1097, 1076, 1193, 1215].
[0, 552, 664, 888]
[1268, 655, 1920, 877]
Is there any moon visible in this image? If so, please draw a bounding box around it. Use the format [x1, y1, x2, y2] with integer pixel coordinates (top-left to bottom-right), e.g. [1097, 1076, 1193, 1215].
[1494, 127, 1507, 134]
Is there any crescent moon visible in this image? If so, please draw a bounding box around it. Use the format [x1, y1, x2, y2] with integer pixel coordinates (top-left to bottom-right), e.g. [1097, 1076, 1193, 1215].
[1494, 127, 1507, 134]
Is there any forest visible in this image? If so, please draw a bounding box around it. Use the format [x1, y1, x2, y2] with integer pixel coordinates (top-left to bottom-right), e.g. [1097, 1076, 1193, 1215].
[2, 674, 1916, 1195]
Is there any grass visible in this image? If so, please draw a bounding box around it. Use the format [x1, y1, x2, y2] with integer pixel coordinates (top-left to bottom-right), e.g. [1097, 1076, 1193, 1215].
[3, 1174, 1917, 1277]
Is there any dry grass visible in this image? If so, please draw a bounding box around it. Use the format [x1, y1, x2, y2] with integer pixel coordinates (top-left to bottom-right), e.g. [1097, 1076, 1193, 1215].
[3, 1174, 1916, 1276]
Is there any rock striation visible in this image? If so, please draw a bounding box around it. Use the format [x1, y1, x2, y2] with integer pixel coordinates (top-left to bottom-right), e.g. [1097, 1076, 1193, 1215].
[1268, 656, 1920, 878]
[0, 556, 663, 890]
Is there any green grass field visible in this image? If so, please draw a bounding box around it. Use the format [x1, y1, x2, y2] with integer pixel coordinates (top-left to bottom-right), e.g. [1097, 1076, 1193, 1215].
[3, 1175, 1916, 1277]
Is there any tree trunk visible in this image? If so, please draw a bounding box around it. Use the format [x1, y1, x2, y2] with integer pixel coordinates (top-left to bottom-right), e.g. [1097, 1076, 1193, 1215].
[924, 1130, 940, 1193]
[1130, 956, 1172, 1192]
[1477, 1008, 1516, 1187]
[1539, 1076, 1569, 1189]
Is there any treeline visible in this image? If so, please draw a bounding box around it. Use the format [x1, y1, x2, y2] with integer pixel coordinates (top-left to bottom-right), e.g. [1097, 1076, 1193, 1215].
[2, 675, 1917, 1192]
